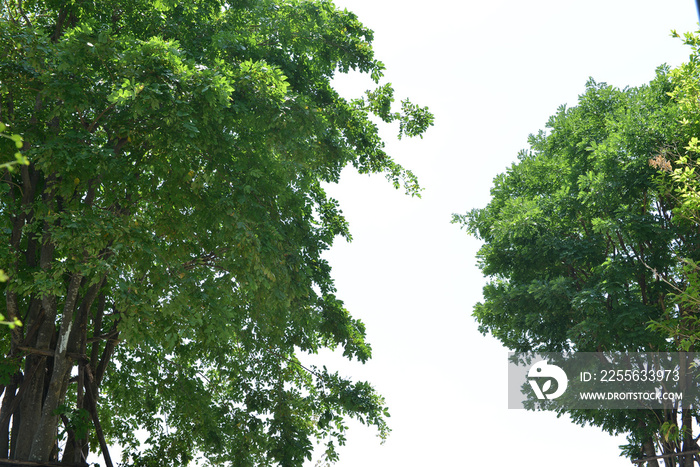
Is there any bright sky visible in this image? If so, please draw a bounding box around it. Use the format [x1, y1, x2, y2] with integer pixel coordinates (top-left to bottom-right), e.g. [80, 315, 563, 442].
[308, 1, 700, 466]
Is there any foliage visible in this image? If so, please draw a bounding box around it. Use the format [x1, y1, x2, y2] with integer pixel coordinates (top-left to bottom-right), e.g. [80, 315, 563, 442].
[454, 33, 700, 462]
[646, 31, 700, 354]
[0, 0, 432, 465]
[0, 121, 28, 172]
[0, 121, 25, 328]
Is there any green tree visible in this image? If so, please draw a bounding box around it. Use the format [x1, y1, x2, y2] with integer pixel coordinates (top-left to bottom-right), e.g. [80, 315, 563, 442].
[454, 41, 700, 463]
[0, 0, 432, 465]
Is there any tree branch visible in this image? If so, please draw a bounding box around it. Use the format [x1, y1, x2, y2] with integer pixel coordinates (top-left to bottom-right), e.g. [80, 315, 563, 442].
[83, 365, 113, 467]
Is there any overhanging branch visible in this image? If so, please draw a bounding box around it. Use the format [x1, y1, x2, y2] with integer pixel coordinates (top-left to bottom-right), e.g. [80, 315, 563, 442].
[632, 448, 700, 464]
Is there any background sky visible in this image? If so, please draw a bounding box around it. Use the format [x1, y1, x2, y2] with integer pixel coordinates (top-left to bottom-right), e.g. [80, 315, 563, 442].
[305, 1, 700, 465]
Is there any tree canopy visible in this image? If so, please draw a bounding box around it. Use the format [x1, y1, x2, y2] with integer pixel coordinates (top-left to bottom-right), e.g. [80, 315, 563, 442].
[0, 0, 432, 465]
[455, 32, 700, 464]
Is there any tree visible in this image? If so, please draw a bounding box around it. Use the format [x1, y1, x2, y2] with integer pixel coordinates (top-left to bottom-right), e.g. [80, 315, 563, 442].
[454, 37, 700, 464]
[0, 0, 433, 465]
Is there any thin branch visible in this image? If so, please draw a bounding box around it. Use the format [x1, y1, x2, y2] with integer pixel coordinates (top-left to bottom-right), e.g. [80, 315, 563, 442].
[16, 0, 32, 27]
[638, 256, 700, 306]
[86, 328, 119, 344]
[16, 347, 88, 362]
[0, 458, 86, 466]
[94, 323, 119, 388]
[87, 104, 116, 133]
[632, 449, 700, 464]
[161, 356, 211, 384]
[83, 365, 113, 467]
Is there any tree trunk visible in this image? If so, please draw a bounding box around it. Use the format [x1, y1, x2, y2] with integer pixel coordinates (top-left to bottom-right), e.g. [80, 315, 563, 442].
[639, 418, 660, 467]
[28, 272, 82, 462]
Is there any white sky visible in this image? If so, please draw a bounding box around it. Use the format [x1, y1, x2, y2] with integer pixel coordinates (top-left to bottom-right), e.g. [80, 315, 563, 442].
[309, 1, 700, 466]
